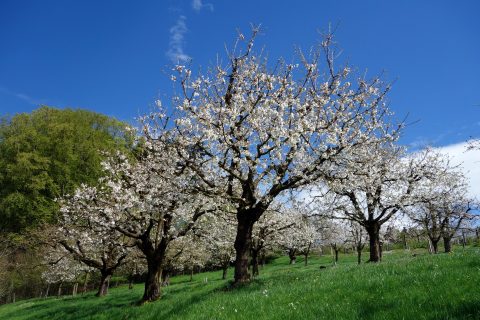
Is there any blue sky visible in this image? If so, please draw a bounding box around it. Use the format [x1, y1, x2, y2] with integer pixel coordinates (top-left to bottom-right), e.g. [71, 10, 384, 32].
[1, 0, 479, 148]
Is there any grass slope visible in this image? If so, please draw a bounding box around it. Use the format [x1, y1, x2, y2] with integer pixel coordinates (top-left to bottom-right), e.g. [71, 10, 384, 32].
[1, 248, 479, 320]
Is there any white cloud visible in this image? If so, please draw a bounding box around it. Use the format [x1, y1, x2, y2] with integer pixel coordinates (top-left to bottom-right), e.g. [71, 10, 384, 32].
[192, 0, 213, 12]
[192, 0, 202, 11]
[166, 16, 191, 64]
[435, 140, 480, 199]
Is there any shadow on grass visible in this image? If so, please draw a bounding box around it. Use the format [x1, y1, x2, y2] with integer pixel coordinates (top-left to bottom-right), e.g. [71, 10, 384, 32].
[214, 277, 269, 293]
[0, 291, 139, 320]
[111, 281, 227, 319]
[170, 275, 227, 287]
[445, 301, 480, 320]
[355, 298, 480, 320]
[149, 276, 268, 318]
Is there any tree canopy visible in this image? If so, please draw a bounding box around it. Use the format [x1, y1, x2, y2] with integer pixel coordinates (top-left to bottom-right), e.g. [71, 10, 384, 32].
[0, 106, 136, 233]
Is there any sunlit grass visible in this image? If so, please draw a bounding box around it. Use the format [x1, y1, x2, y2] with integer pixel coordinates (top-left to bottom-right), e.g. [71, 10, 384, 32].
[1, 247, 479, 319]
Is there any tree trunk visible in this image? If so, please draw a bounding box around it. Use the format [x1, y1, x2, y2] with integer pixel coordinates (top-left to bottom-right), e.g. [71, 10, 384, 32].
[379, 241, 383, 261]
[57, 282, 63, 298]
[162, 273, 170, 287]
[444, 236, 452, 253]
[233, 215, 256, 285]
[190, 268, 194, 282]
[304, 243, 312, 266]
[288, 248, 297, 264]
[156, 267, 163, 286]
[142, 262, 162, 302]
[334, 249, 339, 263]
[251, 249, 260, 277]
[129, 278, 134, 290]
[222, 265, 228, 280]
[366, 223, 381, 262]
[431, 238, 439, 254]
[45, 284, 50, 298]
[96, 272, 111, 297]
[357, 246, 362, 265]
[82, 272, 89, 294]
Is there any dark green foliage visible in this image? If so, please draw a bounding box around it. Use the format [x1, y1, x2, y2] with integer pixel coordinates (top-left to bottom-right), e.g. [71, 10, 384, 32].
[0, 106, 135, 233]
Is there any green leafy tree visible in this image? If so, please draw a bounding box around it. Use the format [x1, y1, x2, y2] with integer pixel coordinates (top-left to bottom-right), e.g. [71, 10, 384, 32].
[0, 106, 136, 233]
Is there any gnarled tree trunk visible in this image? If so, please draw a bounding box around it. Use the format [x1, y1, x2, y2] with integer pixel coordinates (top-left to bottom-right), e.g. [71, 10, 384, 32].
[233, 213, 257, 285]
[366, 223, 381, 262]
[96, 272, 111, 297]
[443, 236, 452, 253]
[288, 248, 297, 264]
[429, 238, 440, 254]
[142, 262, 162, 302]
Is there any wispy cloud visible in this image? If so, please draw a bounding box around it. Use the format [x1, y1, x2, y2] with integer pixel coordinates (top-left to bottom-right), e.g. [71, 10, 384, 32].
[192, 0, 213, 12]
[0, 86, 45, 106]
[166, 15, 191, 64]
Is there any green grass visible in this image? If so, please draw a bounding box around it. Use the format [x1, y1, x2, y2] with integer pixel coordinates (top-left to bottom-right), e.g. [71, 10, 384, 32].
[1, 247, 479, 320]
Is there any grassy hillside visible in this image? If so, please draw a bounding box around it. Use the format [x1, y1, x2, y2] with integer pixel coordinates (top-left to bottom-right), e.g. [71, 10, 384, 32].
[1, 248, 479, 320]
